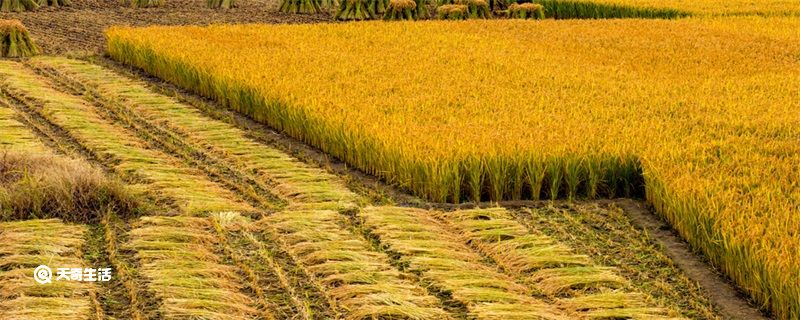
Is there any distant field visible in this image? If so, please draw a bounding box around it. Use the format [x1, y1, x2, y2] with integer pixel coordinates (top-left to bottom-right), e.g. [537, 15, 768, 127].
[106, 18, 800, 318]
[541, 0, 800, 16]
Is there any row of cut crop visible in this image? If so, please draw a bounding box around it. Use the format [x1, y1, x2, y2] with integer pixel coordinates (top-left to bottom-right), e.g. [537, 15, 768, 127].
[257, 209, 451, 319]
[0, 219, 97, 319]
[0, 61, 253, 215]
[125, 216, 262, 319]
[436, 207, 677, 318]
[359, 206, 568, 319]
[31, 57, 361, 212]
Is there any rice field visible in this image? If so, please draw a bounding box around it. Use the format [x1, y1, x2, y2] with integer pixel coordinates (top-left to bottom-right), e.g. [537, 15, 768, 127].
[0, 55, 727, 319]
[104, 18, 800, 319]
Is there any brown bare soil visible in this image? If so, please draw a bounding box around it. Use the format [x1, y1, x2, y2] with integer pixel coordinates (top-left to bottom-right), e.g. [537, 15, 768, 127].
[0, 0, 332, 55]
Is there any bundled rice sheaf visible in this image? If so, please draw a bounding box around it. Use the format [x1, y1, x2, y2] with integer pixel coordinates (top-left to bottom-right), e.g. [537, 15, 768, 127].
[207, 0, 234, 9]
[37, 0, 70, 7]
[280, 0, 322, 13]
[437, 4, 468, 18]
[507, 2, 545, 18]
[0, 152, 141, 222]
[384, 0, 417, 20]
[0, 0, 37, 12]
[0, 20, 39, 57]
[336, 0, 375, 20]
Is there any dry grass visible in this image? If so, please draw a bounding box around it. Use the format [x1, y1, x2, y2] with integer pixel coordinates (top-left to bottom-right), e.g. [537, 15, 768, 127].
[256, 209, 450, 319]
[0, 20, 38, 57]
[0, 60, 252, 214]
[0, 219, 94, 319]
[125, 216, 260, 319]
[0, 152, 140, 222]
[360, 206, 568, 319]
[106, 20, 800, 317]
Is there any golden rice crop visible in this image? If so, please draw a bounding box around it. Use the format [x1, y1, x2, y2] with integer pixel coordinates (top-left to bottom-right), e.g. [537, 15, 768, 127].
[106, 18, 800, 319]
[532, 0, 800, 18]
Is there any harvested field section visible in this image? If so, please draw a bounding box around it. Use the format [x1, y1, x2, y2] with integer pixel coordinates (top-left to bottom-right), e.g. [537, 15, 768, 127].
[0, 61, 252, 215]
[436, 207, 678, 318]
[0, 219, 97, 320]
[125, 216, 262, 319]
[518, 204, 721, 319]
[212, 212, 332, 319]
[256, 209, 451, 319]
[359, 206, 566, 319]
[0, 102, 47, 153]
[32, 56, 360, 211]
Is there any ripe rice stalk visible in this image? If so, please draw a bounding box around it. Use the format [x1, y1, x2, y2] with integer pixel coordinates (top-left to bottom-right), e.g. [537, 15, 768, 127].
[37, 0, 70, 7]
[383, 0, 416, 20]
[336, 0, 374, 20]
[507, 2, 545, 19]
[207, 0, 234, 9]
[280, 0, 322, 13]
[0, 20, 39, 57]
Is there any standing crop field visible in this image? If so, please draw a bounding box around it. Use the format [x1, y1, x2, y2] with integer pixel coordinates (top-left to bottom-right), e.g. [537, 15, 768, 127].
[106, 18, 800, 319]
[531, 0, 800, 18]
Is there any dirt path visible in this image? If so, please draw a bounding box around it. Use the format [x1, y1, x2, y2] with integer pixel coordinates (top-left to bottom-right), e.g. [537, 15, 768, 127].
[0, 0, 331, 55]
[611, 199, 769, 320]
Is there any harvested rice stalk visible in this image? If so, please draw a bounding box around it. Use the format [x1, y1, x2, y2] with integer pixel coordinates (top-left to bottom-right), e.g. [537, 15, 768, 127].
[507, 2, 545, 19]
[207, 0, 234, 9]
[336, 0, 375, 20]
[384, 0, 416, 20]
[280, 0, 322, 14]
[437, 4, 468, 19]
[0, 20, 39, 57]
[124, 0, 162, 8]
[37, 0, 70, 7]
